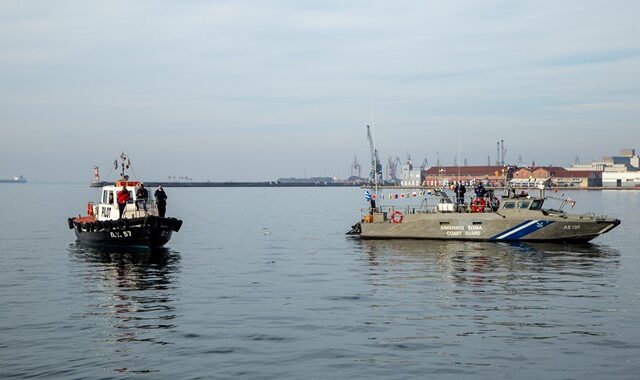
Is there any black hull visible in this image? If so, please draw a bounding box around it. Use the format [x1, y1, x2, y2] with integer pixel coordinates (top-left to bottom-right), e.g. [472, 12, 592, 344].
[70, 216, 182, 248]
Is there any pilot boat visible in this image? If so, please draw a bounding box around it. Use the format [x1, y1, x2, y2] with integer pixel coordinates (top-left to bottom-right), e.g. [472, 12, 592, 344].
[67, 154, 182, 248]
[347, 184, 620, 243]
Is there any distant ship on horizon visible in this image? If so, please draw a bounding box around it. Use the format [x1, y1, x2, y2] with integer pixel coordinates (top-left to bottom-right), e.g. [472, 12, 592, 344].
[0, 175, 27, 183]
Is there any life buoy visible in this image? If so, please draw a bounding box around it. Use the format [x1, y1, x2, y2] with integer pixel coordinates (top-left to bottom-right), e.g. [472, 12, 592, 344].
[87, 203, 94, 216]
[391, 210, 404, 224]
[471, 197, 487, 213]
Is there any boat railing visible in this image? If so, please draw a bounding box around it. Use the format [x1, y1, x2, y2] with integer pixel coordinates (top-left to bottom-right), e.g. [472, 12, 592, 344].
[102, 199, 159, 219]
[359, 194, 503, 216]
[361, 202, 438, 215]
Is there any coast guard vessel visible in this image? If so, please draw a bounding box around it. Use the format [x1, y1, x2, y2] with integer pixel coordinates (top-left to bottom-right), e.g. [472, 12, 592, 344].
[347, 183, 620, 243]
[67, 154, 182, 248]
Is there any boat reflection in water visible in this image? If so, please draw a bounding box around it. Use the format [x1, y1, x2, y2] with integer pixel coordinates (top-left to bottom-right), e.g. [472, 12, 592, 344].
[355, 239, 621, 287]
[349, 239, 623, 374]
[68, 242, 181, 375]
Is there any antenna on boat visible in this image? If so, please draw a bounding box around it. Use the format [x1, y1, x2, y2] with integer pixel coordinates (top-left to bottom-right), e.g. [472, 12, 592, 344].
[367, 95, 381, 202]
[457, 135, 461, 185]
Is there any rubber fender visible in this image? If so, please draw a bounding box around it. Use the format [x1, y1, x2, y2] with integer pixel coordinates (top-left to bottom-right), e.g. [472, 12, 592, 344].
[118, 219, 128, 230]
[67, 218, 74, 229]
[173, 218, 183, 232]
[145, 216, 159, 229]
[94, 221, 103, 231]
[74, 221, 82, 232]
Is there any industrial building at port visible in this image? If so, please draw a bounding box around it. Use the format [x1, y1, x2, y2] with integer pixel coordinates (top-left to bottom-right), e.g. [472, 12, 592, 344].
[345, 148, 640, 189]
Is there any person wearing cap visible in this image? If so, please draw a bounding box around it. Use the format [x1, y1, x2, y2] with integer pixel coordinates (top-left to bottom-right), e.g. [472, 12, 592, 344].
[136, 183, 149, 212]
[154, 185, 168, 217]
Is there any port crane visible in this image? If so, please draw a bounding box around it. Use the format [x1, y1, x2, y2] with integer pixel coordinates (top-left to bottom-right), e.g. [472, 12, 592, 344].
[350, 156, 362, 178]
[366, 125, 383, 184]
[387, 156, 401, 181]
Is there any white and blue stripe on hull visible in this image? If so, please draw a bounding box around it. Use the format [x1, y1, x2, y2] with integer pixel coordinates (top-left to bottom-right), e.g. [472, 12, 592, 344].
[489, 220, 554, 241]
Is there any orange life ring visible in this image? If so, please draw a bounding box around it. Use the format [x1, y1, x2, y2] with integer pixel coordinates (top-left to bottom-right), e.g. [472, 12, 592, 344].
[391, 210, 404, 223]
[470, 198, 486, 213]
[87, 202, 94, 216]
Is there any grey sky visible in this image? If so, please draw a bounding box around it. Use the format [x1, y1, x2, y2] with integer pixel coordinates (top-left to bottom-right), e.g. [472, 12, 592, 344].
[1, 0, 639, 181]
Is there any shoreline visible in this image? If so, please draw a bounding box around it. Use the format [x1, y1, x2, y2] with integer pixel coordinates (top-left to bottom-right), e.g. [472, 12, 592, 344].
[86, 181, 640, 190]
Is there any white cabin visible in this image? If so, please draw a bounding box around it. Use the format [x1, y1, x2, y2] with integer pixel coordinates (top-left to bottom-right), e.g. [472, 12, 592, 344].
[92, 180, 159, 221]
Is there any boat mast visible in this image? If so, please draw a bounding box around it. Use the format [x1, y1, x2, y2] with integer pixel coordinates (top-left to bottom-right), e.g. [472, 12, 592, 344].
[366, 125, 381, 194]
[118, 152, 132, 180]
[457, 135, 461, 185]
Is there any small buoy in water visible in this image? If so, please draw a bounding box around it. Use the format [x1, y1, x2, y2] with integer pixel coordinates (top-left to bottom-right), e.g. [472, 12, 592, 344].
[262, 227, 271, 235]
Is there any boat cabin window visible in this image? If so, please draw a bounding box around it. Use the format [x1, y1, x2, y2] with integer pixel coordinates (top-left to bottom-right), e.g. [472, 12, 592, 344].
[503, 202, 516, 209]
[529, 199, 543, 210]
[102, 190, 115, 204]
[518, 201, 531, 209]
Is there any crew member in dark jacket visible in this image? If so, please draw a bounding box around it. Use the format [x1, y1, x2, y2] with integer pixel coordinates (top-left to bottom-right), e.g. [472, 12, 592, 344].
[474, 183, 487, 197]
[117, 185, 131, 219]
[454, 182, 466, 205]
[135, 183, 149, 212]
[155, 185, 168, 217]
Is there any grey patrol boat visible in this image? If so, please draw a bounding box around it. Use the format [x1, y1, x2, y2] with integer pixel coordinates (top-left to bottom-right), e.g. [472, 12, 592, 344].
[347, 184, 620, 243]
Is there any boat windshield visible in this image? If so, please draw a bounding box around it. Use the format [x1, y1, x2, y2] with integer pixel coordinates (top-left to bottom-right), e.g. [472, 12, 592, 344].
[503, 201, 516, 209]
[529, 199, 543, 210]
[518, 201, 531, 209]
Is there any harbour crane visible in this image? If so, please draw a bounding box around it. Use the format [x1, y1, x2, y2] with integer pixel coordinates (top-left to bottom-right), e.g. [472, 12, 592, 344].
[350, 156, 362, 178]
[387, 156, 401, 181]
[366, 125, 382, 184]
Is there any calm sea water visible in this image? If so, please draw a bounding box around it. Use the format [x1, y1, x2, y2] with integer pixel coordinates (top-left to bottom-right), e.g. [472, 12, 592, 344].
[1, 184, 639, 379]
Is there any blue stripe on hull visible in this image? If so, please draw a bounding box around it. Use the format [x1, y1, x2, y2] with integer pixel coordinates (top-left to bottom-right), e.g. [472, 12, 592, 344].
[490, 220, 555, 241]
[489, 220, 532, 240]
[505, 220, 554, 240]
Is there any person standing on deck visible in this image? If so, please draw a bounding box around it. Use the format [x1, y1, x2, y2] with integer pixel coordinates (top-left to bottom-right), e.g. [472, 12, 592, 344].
[135, 183, 149, 212]
[474, 183, 487, 198]
[155, 185, 168, 217]
[454, 182, 466, 205]
[117, 185, 131, 219]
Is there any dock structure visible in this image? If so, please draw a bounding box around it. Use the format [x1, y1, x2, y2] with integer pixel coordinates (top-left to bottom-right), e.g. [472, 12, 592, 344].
[90, 181, 362, 188]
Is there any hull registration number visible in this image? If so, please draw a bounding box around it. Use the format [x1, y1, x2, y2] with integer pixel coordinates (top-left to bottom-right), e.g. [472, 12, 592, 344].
[110, 231, 132, 238]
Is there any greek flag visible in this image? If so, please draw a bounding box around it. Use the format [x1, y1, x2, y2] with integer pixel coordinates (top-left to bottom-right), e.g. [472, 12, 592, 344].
[364, 190, 372, 201]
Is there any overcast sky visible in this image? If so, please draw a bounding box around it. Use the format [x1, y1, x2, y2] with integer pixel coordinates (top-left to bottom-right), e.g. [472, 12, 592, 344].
[1, 0, 639, 181]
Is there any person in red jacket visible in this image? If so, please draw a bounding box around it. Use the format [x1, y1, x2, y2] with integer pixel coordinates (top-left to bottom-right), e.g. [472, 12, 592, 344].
[117, 185, 131, 219]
